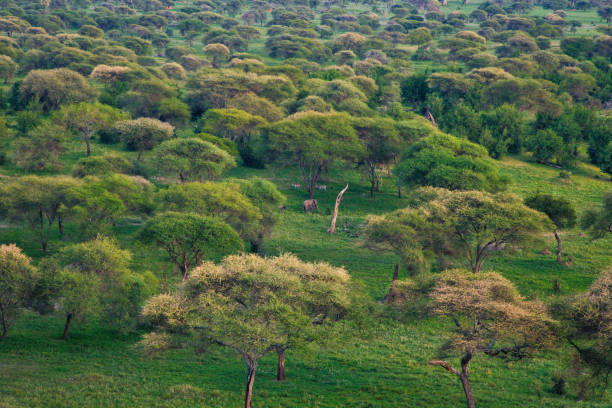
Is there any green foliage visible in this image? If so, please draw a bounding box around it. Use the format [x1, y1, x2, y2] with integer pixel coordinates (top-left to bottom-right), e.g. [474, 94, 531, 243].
[395, 133, 508, 192]
[527, 129, 564, 165]
[143, 253, 356, 406]
[353, 117, 401, 198]
[63, 177, 126, 238]
[113, 118, 174, 160]
[151, 138, 235, 182]
[264, 112, 364, 198]
[480, 104, 525, 157]
[0, 175, 81, 251]
[365, 188, 551, 273]
[72, 154, 132, 178]
[54, 102, 128, 157]
[47, 236, 151, 338]
[525, 193, 577, 230]
[555, 269, 612, 398]
[195, 133, 238, 157]
[1, 0, 612, 405]
[20, 68, 98, 112]
[139, 212, 243, 279]
[200, 108, 266, 145]
[156, 182, 262, 242]
[11, 124, 66, 171]
[581, 191, 612, 239]
[0, 244, 38, 339]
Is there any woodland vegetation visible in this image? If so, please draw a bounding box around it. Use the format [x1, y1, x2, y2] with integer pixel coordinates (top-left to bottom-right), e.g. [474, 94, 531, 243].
[0, 0, 611, 406]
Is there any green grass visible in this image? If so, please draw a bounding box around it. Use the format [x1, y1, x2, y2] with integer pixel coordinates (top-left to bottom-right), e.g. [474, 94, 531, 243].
[2, 150, 612, 407]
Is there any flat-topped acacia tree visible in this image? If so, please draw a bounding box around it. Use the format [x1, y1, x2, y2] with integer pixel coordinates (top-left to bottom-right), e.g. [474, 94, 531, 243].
[114, 118, 174, 161]
[364, 188, 551, 273]
[151, 138, 235, 182]
[142, 253, 355, 408]
[428, 270, 557, 408]
[139, 212, 243, 280]
[0, 176, 81, 252]
[263, 111, 364, 198]
[54, 102, 127, 157]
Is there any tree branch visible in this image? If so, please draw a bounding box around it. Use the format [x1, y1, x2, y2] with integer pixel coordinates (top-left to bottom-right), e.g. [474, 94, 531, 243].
[428, 360, 461, 377]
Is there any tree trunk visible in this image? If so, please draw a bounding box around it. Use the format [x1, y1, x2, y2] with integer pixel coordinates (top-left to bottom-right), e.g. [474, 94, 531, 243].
[62, 313, 72, 340]
[250, 240, 260, 254]
[397, 185, 402, 198]
[85, 138, 91, 157]
[181, 265, 188, 281]
[39, 209, 47, 252]
[276, 348, 286, 381]
[1, 311, 7, 340]
[370, 167, 376, 198]
[429, 352, 474, 408]
[392, 263, 399, 281]
[460, 353, 475, 408]
[58, 215, 64, 236]
[329, 184, 348, 234]
[244, 361, 257, 408]
[554, 231, 562, 263]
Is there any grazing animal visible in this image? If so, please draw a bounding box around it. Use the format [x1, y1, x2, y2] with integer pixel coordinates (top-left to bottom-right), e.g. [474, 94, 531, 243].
[315, 184, 327, 191]
[278, 205, 286, 211]
[303, 199, 318, 213]
[291, 183, 301, 189]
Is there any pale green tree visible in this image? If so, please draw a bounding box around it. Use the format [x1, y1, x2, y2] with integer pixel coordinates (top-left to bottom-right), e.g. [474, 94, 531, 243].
[0, 244, 38, 340]
[151, 138, 235, 182]
[142, 253, 355, 407]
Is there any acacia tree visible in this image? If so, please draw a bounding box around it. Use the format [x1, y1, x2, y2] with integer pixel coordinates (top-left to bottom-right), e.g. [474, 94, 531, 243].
[353, 117, 401, 198]
[428, 270, 556, 408]
[139, 212, 243, 280]
[202, 43, 230, 67]
[55, 102, 128, 157]
[0, 244, 38, 340]
[225, 177, 286, 252]
[264, 112, 364, 198]
[525, 193, 577, 263]
[200, 108, 266, 147]
[364, 188, 551, 273]
[20, 68, 98, 112]
[151, 138, 235, 182]
[62, 178, 126, 238]
[0, 176, 81, 252]
[142, 253, 354, 407]
[11, 124, 66, 171]
[557, 269, 612, 398]
[394, 133, 508, 192]
[0, 55, 17, 84]
[156, 182, 262, 246]
[581, 191, 612, 239]
[45, 237, 151, 340]
[114, 118, 174, 160]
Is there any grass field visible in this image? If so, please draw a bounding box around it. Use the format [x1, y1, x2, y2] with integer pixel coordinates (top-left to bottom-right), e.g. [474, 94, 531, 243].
[1, 146, 611, 407]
